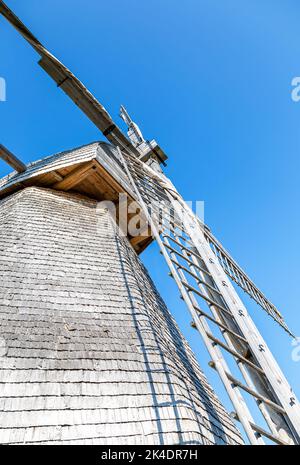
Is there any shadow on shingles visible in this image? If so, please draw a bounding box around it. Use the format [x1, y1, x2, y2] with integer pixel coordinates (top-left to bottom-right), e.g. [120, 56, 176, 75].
[112, 227, 229, 445]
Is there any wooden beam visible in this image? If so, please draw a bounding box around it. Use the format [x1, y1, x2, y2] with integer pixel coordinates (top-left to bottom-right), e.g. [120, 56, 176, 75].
[96, 163, 131, 198]
[130, 223, 151, 247]
[51, 171, 64, 182]
[130, 235, 150, 247]
[0, 144, 27, 173]
[53, 162, 97, 191]
[134, 236, 154, 255]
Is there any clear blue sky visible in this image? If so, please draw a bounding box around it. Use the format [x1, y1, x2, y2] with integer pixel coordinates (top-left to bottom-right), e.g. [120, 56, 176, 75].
[1, 0, 300, 438]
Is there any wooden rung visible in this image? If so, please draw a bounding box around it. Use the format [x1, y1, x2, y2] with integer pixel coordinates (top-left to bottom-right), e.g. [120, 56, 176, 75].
[183, 264, 223, 296]
[164, 233, 209, 267]
[168, 251, 211, 279]
[226, 373, 286, 415]
[209, 361, 286, 418]
[190, 306, 248, 344]
[206, 333, 265, 375]
[169, 253, 223, 296]
[231, 412, 289, 445]
[164, 242, 212, 277]
[182, 281, 233, 317]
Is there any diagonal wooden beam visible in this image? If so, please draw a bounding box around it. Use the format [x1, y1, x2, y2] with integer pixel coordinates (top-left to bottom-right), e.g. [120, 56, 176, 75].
[0, 1, 139, 157]
[53, 161, 97, 191]
[0, 144, 27, 173]
[130, 234, 150, 248]
[130, 222, 151, 247]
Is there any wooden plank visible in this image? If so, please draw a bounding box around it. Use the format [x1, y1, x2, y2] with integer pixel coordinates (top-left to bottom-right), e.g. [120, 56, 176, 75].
[95, 163, 132, 199]
[92, 170, 118, 199]
[226, 372, 286, 415]
[130, 231, 151, 248]
[206, 332, 265, 375]
[51, 171, 64, 182]
[231, 412, 289, 445]
[31, 172, 63, 187]
[53, 162, 96, 191]
[0, 144, 27, 173]
[134, 236, 154, 255]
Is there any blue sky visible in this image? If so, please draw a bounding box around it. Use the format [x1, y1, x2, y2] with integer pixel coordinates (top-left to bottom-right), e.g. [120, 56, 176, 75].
[1, 0, 300, 438]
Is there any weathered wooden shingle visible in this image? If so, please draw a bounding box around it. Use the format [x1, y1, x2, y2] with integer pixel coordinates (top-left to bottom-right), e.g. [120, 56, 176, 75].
[0, 186, 242, 445]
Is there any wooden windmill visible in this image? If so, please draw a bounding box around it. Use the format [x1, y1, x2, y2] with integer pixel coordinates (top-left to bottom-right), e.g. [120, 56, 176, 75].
[0, 1, 299, 445]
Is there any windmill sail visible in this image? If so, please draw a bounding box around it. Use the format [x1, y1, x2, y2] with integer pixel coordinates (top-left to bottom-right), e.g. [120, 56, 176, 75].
[0, 1, 139, 156]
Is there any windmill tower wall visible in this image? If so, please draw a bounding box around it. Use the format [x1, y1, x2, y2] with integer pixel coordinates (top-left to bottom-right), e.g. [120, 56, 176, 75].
[0, 185, 242, 445]
[1, 1, 300, 445]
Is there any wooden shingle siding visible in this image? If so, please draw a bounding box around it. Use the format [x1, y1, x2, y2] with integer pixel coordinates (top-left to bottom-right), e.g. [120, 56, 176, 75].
[0, 142, 152, 254]
[0, 187, 242, 445]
